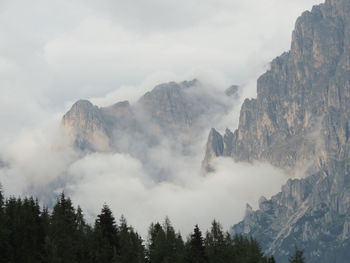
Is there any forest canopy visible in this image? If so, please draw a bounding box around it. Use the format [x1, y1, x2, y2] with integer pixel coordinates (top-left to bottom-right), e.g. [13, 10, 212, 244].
[0, 189, 303, 263]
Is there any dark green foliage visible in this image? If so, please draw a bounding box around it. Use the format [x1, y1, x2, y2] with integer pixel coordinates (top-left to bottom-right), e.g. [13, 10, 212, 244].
[0, 188, 286, 263]
[47, 192, 83, 262]
[268, 256, 276, 263]
[147, 218, 186, 263]
[4, 197, 46, 263]
[186, 225, 208, 263]
[93, 204, 119, 263]
[0, 187, 9, 263]
[118, 216, 145, 263]
[204, 220, 229, 263]
[289, 247, 305, 263]
[232, 235, 269, 263]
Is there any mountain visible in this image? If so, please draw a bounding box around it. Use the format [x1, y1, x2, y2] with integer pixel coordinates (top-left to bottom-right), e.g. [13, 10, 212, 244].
[204, 0, 350, 173]
[62, 80, 239, 178]
[201, 0, 350, 261]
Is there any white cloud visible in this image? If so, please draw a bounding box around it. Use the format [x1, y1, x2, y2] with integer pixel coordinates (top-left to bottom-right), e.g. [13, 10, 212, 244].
[0, 0, 322, 125]
[0, 0, 322, 235]
[66, 153, 287, 237]
[0, 116, 78, 196]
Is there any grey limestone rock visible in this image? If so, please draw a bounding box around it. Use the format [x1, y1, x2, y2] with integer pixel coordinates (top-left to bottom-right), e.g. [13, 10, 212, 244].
[202, 128, 224, 172]
[227, 0, 350, 262]
[62, 80, 238, 178]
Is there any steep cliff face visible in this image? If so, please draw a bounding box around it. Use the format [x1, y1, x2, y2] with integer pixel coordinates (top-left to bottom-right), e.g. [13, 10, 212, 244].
[232, 170, 350, 262]
[225, 0, 350, 262]
[202, 128, 224, 172]
[62, 100, 111, 152]
[62, 79, 237, 161]
[138, 82, 195, 135]
[207, 0, 350, 173]
[230, 0, 349, 170]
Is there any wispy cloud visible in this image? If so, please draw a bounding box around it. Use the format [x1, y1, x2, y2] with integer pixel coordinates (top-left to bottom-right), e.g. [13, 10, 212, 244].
[0, 0, 320, 235]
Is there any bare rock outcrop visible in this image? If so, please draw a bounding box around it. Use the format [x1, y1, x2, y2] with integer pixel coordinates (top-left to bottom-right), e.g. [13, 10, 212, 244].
[223, 0, 350, 262]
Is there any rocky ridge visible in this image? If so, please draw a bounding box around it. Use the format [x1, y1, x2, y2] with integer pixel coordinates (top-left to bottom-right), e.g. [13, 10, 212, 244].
[62, 80, 239, 178]
[201, 0, 350, 262]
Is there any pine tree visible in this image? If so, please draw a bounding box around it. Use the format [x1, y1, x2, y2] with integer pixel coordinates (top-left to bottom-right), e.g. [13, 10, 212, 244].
[119, 215, 145, 263]
[147, 222, 167, 263]
[204, 220, 227, 263]
[4, 197, 46, 263]
[0, 187, 9, 263]
[232, 235, 267, 263]
[41, 207, 51, 262]
[147, 218, 185, 263]
[223, 232, 235, 262]
[186, 225, 207, 263]
[93, 204, 119, 263]
[174, 232, 186, 263]
[163, 217, 179, 262]
[268, 256, 276, 263]
[48, 192, 80, 262]
[0, 188, 282, 263]
[289, 247, 305, 263]
[75, 206, 93, 263]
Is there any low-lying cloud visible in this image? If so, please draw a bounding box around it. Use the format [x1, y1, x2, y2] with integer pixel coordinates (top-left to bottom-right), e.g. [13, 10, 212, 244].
[0, 105, 288, 237]
[0, 0, 321, 237]
[66, 153, 287, 237]
[0, 74, 289, 237]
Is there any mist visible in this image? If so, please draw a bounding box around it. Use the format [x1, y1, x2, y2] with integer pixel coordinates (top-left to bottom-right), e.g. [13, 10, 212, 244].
[0, 76, 288, 237]
[0, 0, 322, 236]
[66, 153, 287, 237]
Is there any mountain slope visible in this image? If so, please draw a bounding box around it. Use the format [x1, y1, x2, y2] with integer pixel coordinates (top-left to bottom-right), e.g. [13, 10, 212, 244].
[62, 80, 239, 179]
[205, 0, 350, 172]
[213, 0, 350, 262]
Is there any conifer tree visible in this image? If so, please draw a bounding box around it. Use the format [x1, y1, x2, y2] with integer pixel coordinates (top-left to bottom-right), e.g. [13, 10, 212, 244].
[0, 187, 283, 263]
[232, 235, 267, 263]
[94, 204, 119, 263]
[186, 225, 207, 263]
[4, 197, 46, 263]
[147, 218, 186, 263]
[119, 215, 145, 263]
[75, 206, 93, 263]
[0, 188, 9, 263]
[163, 217, 178, 262]
[289, 247, 305, 263]
[174, 232, 186, 263]
[40, 207, 51, 262]
[147, 222, 167, 263]
[48, 192, 80, 262]
[205, 220, 227, 263]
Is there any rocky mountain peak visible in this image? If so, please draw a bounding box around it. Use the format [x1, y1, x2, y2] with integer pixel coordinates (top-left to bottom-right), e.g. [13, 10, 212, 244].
[102, 101, 132, 117]
[223, 0, 350, 261]
[110, 100, 130, 109]
[63, 100, 97, 119]
[62, 79, 238, 157]
[72, 99, 94, 108]
[180, 79, 199, 88]
[202, 128, 224, 172]
[137, 81, 195, 135]
[204, 0, 350, 172]
[245, 203, 253, 216]
[62, 100, 109, 152]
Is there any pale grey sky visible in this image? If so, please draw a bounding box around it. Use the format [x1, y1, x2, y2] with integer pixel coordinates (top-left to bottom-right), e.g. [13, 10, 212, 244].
[0, 0, 323, 234]
[0, 0, 321, 138]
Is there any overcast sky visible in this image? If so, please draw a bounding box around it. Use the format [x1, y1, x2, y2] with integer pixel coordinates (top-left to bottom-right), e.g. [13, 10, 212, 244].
[0, 0, 323, 235]
[0, 0, 321, 139]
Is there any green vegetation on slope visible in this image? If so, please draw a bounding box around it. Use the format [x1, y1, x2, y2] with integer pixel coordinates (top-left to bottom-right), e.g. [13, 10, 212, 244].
[0, 189, 303, 263]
